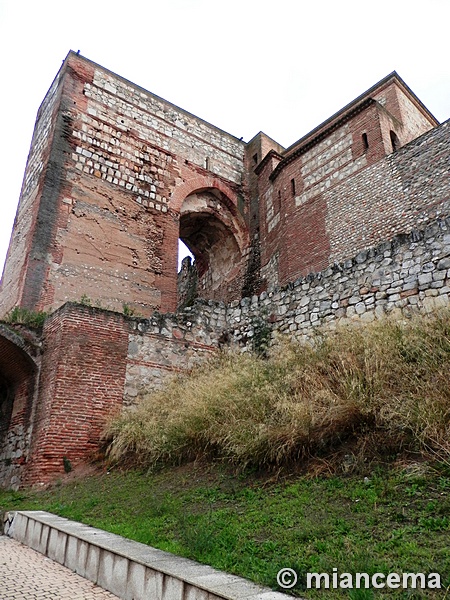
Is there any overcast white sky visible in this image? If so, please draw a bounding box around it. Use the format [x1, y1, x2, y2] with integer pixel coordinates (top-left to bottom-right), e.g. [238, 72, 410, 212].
[0, 0, 449, 277]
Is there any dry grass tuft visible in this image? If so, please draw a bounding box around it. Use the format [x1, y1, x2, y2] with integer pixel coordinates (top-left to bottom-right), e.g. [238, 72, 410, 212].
[104, 311, 450, 470]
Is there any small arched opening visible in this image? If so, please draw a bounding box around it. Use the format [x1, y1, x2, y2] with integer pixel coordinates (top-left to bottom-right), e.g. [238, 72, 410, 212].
[390, 130, 400, 152]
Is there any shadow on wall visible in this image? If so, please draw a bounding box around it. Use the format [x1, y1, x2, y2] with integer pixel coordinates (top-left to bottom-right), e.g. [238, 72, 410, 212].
[0, 327, 39, 490]
[178, 190, 246, 305]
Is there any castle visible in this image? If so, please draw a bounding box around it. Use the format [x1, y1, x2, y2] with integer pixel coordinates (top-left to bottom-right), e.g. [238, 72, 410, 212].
[1, 51, 449, 488]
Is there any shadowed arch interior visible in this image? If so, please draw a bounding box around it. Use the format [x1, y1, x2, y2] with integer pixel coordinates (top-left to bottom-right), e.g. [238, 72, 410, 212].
[0, 330, 38, 457]
[178, 189, 246, 304]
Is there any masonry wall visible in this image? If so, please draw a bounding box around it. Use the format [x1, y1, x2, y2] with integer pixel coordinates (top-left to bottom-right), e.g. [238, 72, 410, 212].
[124, 301, 225, 403]
[221, 216, 450, 349]
[3, 60, 443, 320]
[0, 69, 65, 313]
[65, 57, 248, 313]
[378, 79, 435, 148]
[0, 52, 248, 318]
[2, 212, 450, 488]
[0, 327, 41, 490]
[24, 304, 129, 485]
[258, 118, 449, 288]
[2, 60, 450, 488]
[116, 214, 450, 409]
[326, 120, 449, 261]
[257, 101, 390, 285]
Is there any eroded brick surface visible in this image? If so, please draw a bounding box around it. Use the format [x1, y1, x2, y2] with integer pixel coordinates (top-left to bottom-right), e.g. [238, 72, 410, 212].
[0, 56, 449, 487]
[1, 53, 248, 317]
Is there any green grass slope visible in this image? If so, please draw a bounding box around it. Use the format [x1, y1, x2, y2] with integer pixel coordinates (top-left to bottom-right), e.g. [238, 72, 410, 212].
[2, 311, 450, 598]
[1, 462, 449, 598]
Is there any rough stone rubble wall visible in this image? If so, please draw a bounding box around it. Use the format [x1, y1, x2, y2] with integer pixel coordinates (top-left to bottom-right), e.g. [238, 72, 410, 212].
[2, 214, 450, 486]
[223, 217, 450, 348]
[122, 214, 450, 402]
[124, 301, 225, 402]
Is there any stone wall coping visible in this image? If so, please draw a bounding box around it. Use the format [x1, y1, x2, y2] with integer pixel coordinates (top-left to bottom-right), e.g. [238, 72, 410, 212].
[5, 510, 294, 600]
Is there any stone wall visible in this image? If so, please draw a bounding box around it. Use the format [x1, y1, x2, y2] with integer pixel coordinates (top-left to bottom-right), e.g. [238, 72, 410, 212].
[176, 256, 198, 309]
[80, 67, 245, 189]
[0, 52, 248, 319]
[122, 214, 450, 400]
[2, 59, 446, 321]
[256, 101, 445, 290]
[221, 216, 450, 348]
[0, 327, 41, 490]
[124, 301, 225, 402]
[2, 212, 450, 487]
[2, 59, 450, 488]
[327, 120, 450, 265]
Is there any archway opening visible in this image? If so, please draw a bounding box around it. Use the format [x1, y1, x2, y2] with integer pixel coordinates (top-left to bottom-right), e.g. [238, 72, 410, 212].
[176, 189, 245, 308]
[0, 328, 38, 487]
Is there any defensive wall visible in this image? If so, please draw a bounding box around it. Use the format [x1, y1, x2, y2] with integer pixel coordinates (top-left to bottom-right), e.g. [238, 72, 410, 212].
[0, 52, 440, 319]
[1, 210, 450, 488]
[0, 51, 449, 487]
[0, 52, 249, 318]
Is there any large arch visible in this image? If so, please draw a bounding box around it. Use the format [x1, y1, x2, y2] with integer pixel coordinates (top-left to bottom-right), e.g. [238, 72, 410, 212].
[176, 188, 249, 306]
[0, 326, 39, 489]
[170, 174, 243, 215]
[170, 173, 249, 307]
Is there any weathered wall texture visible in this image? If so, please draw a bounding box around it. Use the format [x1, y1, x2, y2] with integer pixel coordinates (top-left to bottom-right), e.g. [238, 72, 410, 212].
[0, 70, 65, 314]
[222, 216, 450, 348]
[124, 215, 450, 395]
[121, 214, 450, 406]
[0, 327, 41, 489]
[1, 211, 450, 487]
[1, 55, 449, 487]
[124, 301, 225, 403]
[23, 304, 130, 485]
[326, 120, 450, 265]
[0, 53, 248, 318]
[256, 96, 441, 289]
[2, 56, 441, 321]
[177, 256, 198, 309]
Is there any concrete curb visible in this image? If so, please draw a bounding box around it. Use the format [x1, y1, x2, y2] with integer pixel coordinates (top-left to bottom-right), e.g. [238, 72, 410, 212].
[4, 511, 296, 600]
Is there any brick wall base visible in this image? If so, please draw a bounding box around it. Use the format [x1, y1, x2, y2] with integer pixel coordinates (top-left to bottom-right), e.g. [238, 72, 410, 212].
[23, 304, 129, 486]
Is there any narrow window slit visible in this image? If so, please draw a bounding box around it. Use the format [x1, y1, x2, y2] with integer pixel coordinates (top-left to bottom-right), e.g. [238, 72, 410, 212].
[362, 133, 369, 151]
[390, 131, 400, 152]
